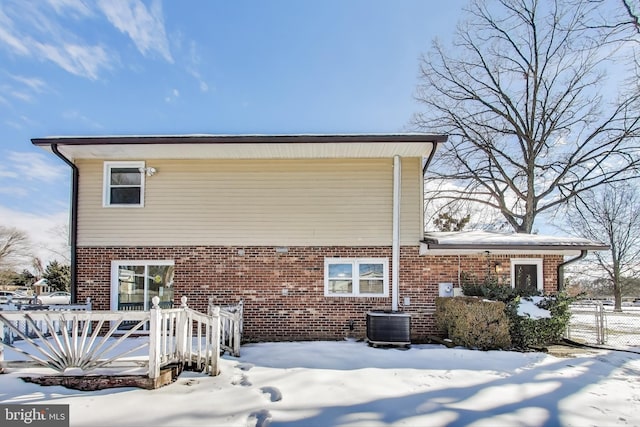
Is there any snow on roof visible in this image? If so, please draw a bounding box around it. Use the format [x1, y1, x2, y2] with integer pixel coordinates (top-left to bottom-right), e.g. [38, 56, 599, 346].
[422, 230, 608, 252]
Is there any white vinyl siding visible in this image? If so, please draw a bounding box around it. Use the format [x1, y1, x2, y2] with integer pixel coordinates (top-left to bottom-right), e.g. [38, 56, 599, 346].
[77, 158, 422, 246]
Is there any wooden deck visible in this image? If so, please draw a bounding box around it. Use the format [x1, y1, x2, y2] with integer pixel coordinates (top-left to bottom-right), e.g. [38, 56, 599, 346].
[0, 297, 243, 387]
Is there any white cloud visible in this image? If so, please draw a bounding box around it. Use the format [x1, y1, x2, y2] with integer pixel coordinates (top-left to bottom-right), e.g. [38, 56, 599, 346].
[3, 115, 38, 130]
[9, 75, 47, 93]
[0, 76, 46, 107]
[0, 168, 18, 179]
[0, 2, 114, 80]
[0, 1, 184, 82]
[4, 120, 24, 130]
[10, 91, 32, 102]
[7, 152, 67, 182]
[46, 0, 93, 18]
[186, 40, 210, 93]
[165, 88, 180, 103]
[0, 186, 29, 197]
[0, 205, 70, 267]
[62, 110, 103, 129]
[97, 0, 173, 63]
[33, 42, 111, 81]
[0, 9, 30, 55]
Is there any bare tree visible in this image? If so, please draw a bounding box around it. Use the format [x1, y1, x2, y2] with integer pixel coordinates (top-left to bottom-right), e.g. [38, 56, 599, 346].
[44, 224, 71, 264]
[433, 211, 471, 232]
[414, 0, 640, 233]
[622, 0, 640, 32]
[0, 226, 33, 269]
[567, 182, 640, 311]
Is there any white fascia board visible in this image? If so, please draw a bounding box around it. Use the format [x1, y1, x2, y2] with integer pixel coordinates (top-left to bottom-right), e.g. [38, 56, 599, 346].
[419, 243, 582, 256]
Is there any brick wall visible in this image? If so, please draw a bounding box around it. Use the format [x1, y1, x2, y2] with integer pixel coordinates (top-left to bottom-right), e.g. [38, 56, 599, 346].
[76, 246, 563, 343]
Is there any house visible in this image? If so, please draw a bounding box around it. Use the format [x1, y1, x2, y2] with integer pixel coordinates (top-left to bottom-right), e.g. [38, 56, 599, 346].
[32, 134, 607, 343]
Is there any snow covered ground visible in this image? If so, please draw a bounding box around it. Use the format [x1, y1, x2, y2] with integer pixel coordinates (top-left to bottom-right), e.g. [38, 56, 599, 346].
[1, 340, 639, 427]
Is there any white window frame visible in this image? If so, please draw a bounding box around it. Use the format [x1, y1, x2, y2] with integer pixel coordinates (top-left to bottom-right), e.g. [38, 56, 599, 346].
[510, 258, 544, 292]
[103, 161, 146, 207]
[324, 258, 389, 297]
[110, 260, 174, 311]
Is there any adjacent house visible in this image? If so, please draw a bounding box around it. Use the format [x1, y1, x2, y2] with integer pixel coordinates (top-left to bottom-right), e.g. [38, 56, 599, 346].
[32, 134, 607, 343]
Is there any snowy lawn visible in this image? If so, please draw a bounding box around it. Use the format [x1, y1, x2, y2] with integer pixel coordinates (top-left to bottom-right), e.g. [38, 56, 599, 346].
[1, 340, 639, 427]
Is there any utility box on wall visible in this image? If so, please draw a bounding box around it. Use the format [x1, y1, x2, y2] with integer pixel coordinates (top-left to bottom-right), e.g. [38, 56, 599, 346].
[439, 282, 454, 297]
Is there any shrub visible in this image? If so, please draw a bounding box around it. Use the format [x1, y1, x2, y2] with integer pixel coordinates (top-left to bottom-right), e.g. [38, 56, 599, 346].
[461, 272, 539, 301]
[507, 293, 574, 349]
[436, 297, 511, 350]
[458, 273, 574, 350]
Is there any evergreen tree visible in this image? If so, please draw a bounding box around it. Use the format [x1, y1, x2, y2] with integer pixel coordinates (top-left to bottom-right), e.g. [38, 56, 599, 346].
[43, 261, 70, 292]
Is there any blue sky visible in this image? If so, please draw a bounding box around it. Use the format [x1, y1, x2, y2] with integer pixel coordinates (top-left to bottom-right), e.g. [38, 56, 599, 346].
[0, 0, 464, 263]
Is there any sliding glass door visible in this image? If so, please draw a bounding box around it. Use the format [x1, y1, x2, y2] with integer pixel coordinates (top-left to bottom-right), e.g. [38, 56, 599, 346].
[111, 261, 175, 329]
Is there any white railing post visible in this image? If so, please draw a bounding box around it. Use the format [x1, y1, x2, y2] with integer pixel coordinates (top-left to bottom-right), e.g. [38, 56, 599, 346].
[211, 306, 221, 376]
[148, 296, 162, 381]
[176, 296, 188, 363]
[597, 303, 606, 345]
[232, 311, 241, 357]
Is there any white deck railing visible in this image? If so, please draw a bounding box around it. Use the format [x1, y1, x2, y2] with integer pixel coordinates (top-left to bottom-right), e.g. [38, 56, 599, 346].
[210, 298, 243, 357]
[1, 298, 92, 345]
[0, 296, 229, 381]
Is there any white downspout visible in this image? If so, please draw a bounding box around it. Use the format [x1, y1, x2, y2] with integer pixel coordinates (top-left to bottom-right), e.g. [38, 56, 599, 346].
[392, 155, 401, 311]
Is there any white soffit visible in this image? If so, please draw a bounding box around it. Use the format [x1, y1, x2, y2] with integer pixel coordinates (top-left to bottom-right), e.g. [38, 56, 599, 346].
[33, 135, 443, 160]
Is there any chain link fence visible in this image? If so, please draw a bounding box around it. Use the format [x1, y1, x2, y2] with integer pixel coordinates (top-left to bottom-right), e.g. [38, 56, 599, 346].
[566, 302, 640, 348]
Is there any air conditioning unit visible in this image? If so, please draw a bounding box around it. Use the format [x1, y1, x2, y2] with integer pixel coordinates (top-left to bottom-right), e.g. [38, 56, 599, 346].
[366, 311, 411, 346]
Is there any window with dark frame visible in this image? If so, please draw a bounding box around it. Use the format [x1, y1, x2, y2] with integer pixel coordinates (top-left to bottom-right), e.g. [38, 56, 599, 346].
[510, 258, 543, 293]
[514, 264, 538, 293]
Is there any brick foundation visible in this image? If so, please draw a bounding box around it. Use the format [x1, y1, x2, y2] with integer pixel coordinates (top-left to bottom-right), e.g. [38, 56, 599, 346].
[76, 246, 562, 343]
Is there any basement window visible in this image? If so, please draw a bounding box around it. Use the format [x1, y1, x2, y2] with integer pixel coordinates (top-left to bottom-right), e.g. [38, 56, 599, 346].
[103, 161, 145, 207]
[324, 258, 389, 297]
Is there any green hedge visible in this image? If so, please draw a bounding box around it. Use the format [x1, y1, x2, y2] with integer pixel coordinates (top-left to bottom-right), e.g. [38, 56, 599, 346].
[458, 277, 574, 350]
[435, 297, 511, 350]
[505, 294, 573, 349]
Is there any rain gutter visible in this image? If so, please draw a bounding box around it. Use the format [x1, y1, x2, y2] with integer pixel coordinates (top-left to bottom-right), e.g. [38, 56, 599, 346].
[557, 250, 588, 292]
[392, 155, 401, 311]
[50, 144, 78, 304]
[422, 141, 441, 176]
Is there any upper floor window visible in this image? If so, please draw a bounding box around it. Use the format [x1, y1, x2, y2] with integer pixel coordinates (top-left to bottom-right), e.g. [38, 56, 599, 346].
[510, 258, 543, 293]
[103, 161, 145, 207]
[324, 258, 389, 297]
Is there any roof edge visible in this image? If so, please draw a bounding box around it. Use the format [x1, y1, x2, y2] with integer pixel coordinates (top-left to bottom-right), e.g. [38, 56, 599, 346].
[420, 240, 609, 252]
[32, 133, 449, 147]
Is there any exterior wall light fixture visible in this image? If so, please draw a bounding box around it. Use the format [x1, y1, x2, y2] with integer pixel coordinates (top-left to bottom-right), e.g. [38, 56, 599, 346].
[139, 166, 157, 176]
